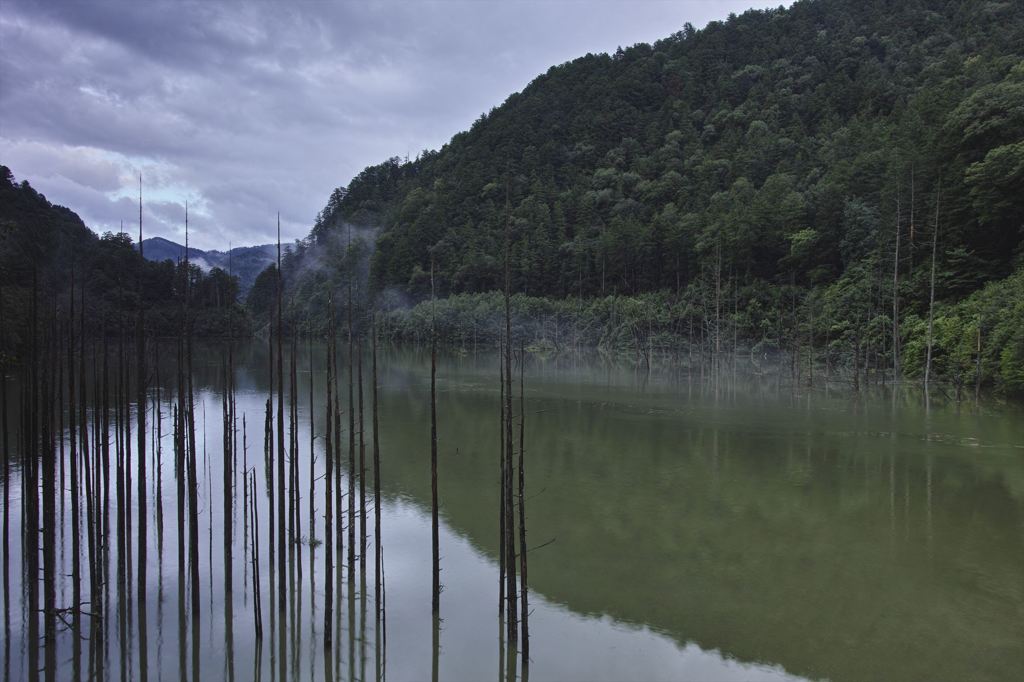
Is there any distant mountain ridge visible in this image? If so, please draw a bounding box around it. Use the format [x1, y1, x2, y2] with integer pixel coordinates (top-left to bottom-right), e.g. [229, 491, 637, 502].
[139, 236, 275, 293]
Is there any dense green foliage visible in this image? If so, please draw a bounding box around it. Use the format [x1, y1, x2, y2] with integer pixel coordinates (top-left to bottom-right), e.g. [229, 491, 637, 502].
[0, 165, 248, 362]
[902, 267, 1024, 395]
[279, 0, 1024, 392]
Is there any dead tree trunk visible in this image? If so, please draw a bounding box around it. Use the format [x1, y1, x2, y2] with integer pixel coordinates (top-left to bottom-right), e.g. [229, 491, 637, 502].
[372, 313, 383, 614]
[324, 298, 335, 648]
[430, 259, 440, 615]
[924, 182, 940, 392]
[276, 215, 286, 617]
[892, 185, 902, 381]
[136, 175, 149, 680]
[517, 343, 529, 662]
[503, 188, 518, 647]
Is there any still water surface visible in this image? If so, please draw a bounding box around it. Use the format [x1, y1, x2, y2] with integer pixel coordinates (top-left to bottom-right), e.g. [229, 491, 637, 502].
[3, 343, 1023, 681]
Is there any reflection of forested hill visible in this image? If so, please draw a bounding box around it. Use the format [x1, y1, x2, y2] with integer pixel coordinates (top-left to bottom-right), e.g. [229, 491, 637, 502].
[368, 353, 1024, 682]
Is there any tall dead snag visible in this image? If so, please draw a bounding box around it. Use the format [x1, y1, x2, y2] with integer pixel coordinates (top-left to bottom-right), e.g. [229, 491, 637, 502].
[892, 183, 902, 382]
[175, 290, 187, 682]
[498, 338, 505, 615]
[334, 311, 343, 592]
[242, 412, 248, 598]
[137, 174, 149, 681]
[348, 249, 356, 576]
[372, 314, 382, 612]
[288, 334, 299, 596]
[309, 329, 316, 559]
[249, 470, 263, 641]
[223, 238, 236, 681]
[222, 345, 235, 681]
[430, 259, 440, 616]
[518, 343, 529, 662]
[324, 297, 335, 648]
[91, 303, 104, 672]
[114, 263, 128, 669]
[333, 312, 344, 679]
[925, 181, 941, 391]
[358, 338, 366, 579]
[0, 288, 10, 669]
[67, 265, 82, 678]
[276, 214, 286, 617]
[373, 312, 387, 682]
[185, 206, 201, 681]
[498, 339, 506, 616]
[155, 346, 164, 561]
[503, 186, 518, 646]
[266, 293, 275, 600]
[43, 288, 56, 682]
[26, 272, 39, 682]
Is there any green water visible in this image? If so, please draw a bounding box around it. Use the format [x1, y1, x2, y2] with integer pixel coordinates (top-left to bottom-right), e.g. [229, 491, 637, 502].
[386, 349, 1024, 681]
[4, 343, 1023, 681]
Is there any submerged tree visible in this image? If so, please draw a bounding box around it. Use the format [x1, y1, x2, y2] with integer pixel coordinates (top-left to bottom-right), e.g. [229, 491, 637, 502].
[430, 258, 441, 616]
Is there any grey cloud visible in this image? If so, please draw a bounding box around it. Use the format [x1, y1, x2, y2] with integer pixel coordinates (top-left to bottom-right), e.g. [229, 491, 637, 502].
[1, 0, 783, 250]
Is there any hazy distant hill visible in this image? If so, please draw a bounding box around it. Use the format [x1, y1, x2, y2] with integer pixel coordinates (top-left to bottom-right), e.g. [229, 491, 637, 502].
[140, 236, 275, 293]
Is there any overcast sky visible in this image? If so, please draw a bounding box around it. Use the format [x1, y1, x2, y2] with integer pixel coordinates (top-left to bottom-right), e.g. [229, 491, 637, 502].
[1, 0, 782, 250]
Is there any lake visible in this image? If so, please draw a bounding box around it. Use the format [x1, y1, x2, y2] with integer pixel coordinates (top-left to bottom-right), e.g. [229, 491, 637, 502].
[3, 342, 1023, 681]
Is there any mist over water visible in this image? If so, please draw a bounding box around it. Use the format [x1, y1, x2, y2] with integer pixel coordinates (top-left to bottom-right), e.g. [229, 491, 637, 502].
[3, 342, 1023, 681]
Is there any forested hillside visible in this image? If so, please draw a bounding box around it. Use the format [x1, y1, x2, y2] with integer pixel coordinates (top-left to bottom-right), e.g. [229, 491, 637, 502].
[278, 0, 1024, 393]
[0, 166, 247, 359]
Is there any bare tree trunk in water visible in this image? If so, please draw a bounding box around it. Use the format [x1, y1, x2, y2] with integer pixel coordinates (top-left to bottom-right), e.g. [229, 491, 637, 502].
[373, 312, 387, 682]
[136, 175, 149, 682]
[289, 336, 298, 590]
[25, 284, 41, 678]
[430, 259, 440, 615]
[25, 275, 40, 682]
[266, 300, 275, 608]
[518, 343, 530, 664]
[324, 298, 335, 648]
[348, 246, 356, 576]
[276, 215, 286, 621]
[0, 293, 10, 681]
[308, 330, 316, 577]
[250, 470, 263, 641]
[43, 297, 57, 682]
[498, 339, 505, 616]
[67, 267, 82, 681]
[359, 339, 366, 579]
[892, 185, 902, 381]
[222, 345, 235, 682]
[372, 313, 383, 612]
[925, 182, 940, 392]
[503, 187, 518, 647]
[175, 334, 186, 682]
[185, 210, 201, 682]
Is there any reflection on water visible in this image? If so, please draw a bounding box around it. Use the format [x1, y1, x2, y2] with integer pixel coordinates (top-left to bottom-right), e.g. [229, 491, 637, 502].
[2, 343, 1024, 681]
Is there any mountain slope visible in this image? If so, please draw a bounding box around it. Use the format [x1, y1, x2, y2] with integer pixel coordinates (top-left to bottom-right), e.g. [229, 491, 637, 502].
[288, 0, 1022, 308]
[273, 0, 1024, 390]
